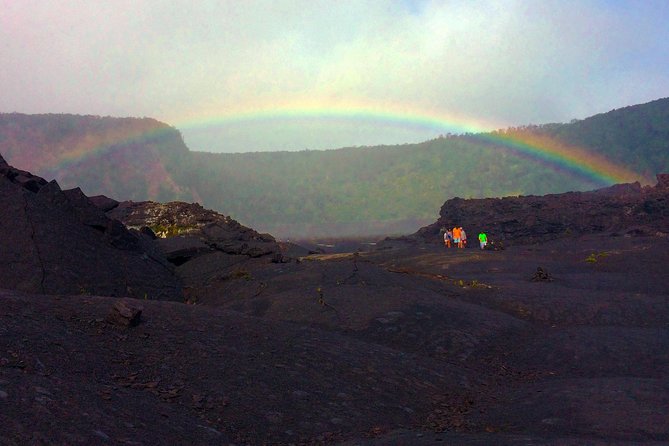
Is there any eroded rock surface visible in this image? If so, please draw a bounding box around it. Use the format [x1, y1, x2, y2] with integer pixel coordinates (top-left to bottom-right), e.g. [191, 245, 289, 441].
[414, 175, 669, 245]
[2, 232, 668, 445]
[107, 200, 282, 261]
[0, 154, 182, 300]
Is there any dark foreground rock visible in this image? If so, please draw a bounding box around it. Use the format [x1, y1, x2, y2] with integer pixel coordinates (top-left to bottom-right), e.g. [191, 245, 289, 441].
[0, 289, 466, 445]
[1, 233, 668, 445]
[105, 200, 299, 304]
[0, 154, 182, 300]
[2, 151, 668, 444]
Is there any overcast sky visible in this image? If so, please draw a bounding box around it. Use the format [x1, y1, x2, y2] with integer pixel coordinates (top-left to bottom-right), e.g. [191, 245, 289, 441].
[2, 0, 668, 152]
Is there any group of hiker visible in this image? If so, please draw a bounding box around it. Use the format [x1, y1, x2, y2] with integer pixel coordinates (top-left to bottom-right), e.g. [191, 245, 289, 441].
[442, 226, 488, 250]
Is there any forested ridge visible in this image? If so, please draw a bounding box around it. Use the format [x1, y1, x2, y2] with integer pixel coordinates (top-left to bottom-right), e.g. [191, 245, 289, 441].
[2, 98, 668, 238]
[0, 113, 192, 202]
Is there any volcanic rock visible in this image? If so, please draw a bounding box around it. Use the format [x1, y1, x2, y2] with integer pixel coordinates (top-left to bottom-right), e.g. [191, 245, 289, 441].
[530, 266, 553, 282]
[107, 200, 283, 264]
[139, 225, 158, 239]
[0, 156, 48, 192]
[2, 181, 669, 444]
[106, 299, 143, 327]
[657, 173, 669, 190]
[88, 194, 120, 212]
[415, 175, 669, 245]
[0, 154, 182, 300]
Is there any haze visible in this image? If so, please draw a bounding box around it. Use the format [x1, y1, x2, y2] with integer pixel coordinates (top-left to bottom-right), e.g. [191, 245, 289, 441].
[2, 0, 668, 153]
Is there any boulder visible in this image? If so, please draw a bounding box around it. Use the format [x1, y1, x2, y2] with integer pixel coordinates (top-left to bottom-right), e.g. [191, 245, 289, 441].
[530, 267, 554, 282]
[106, 299, 144, 327]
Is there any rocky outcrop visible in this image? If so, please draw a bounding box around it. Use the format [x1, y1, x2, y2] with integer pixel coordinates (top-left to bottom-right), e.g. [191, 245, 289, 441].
[88, 194, 120, 212]
[107, 200, 283, 265]
[0, 154, 182, 300]
[656, 173, 669, 190]
[106, 299, 144, 327]
[415, 175, 669, 245]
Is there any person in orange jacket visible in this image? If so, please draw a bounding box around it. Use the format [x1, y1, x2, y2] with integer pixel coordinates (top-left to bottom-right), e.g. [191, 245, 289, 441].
[452, 226, 461, 248]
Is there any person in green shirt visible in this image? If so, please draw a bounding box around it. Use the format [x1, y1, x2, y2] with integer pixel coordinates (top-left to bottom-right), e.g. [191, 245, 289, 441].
[478, 232, 487, 250]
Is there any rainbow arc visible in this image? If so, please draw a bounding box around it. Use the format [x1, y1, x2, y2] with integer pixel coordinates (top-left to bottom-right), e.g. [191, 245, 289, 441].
[52, 104, 650, 186]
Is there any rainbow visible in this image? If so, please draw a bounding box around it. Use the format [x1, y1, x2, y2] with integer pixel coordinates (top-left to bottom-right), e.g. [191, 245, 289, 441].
[50, 103, 651, 186]
[35, 117, 178, 171]
[476, 129, 646, 185]
[170, 103, 650, 185]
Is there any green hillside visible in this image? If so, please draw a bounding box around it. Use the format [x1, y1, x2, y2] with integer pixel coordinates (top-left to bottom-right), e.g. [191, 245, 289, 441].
[0, 113, 193, 202]
[180, 98, 668, 237]
[523, 98, 669, 175]
[2, 98, 668, 238]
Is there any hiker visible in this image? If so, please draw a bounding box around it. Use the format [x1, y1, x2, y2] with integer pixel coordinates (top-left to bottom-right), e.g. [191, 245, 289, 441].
[460, 227, 467, 248]
[440, 226, 449, 248]
[452, 226, 461, 248]
[444, 229, 453, 248]
[478, 231, 487, 250]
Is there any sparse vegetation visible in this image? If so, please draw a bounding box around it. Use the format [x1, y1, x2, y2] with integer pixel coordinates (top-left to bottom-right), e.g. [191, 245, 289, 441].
[455, 279, 493, 289]
[316, 287, 325, 306]
[467, 279, 492, 289]
[148, 223, 196, 238]
[585, 251, 610, 263]
[230, 269, 252, 281]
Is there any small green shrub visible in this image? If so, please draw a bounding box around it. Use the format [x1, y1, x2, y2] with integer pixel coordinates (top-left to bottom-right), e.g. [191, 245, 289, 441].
[585, 251, 609, 263]
[149, 224, 195, 238]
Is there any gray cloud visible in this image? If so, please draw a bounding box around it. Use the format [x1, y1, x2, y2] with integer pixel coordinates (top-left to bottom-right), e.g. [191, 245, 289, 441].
[2, 0, 668, 152]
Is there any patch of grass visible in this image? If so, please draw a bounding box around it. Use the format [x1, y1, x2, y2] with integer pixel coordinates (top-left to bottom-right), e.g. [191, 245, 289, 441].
[453, 278, 492, 289]
[585, 251, 610, 263]
[468, 279, 492, 289]
[230, 269, 253, 281]
[149, 224, 196, 238]
[142, 292, 156, 300]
